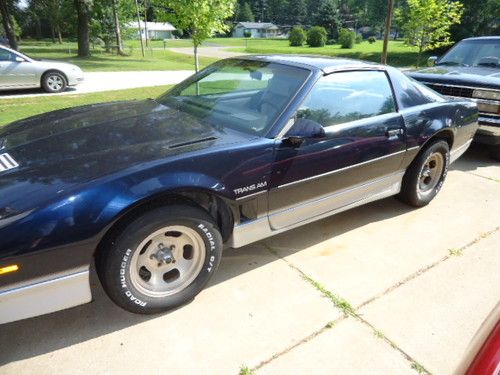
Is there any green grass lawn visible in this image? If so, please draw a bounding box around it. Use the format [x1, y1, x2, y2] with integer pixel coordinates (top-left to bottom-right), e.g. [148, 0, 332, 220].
[0, 85, 172, 127]
[124, 37, 249, 48]
[18, 40, 218, 72]
[229, 39, 428, 67]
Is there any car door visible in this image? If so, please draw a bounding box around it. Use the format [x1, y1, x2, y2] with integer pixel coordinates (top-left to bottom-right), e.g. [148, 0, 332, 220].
[268, 70, 407, 230]
[0, 48, 37, 88]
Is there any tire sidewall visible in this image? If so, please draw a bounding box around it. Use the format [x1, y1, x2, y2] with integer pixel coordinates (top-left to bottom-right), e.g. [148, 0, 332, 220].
[105, 210, 222, 314]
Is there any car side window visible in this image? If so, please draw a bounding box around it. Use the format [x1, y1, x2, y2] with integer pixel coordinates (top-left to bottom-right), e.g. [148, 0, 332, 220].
[0, 48, 15, 62]
[297, 71, 397, 127]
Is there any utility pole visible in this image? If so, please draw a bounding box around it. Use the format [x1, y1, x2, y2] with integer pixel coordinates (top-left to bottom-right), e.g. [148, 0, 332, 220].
[381, 0, 394, 65]
[134, 0, 145, 57]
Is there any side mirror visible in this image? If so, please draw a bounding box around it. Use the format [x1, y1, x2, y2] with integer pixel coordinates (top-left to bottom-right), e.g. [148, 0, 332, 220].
[284, 118, 325, 146]
[427, 56, 438, 67]
[14, 56, 25, 63]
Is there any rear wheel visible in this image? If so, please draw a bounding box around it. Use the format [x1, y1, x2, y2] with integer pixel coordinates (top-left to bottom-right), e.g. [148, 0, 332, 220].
[42, 71, 67, 93]
[97, 205, 223, 314]
[398, 140, 450, 207]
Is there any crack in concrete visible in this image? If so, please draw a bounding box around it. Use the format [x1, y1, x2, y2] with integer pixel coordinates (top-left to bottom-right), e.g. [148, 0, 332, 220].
[462, 170, 500, 183]
[356, 226, 499, 310]
[259, 244, 431, 374]
[255, 227, 499, 374]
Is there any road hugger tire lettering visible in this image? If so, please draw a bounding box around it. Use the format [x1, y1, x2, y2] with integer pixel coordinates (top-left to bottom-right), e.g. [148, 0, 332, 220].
[97, 205, 223, 314]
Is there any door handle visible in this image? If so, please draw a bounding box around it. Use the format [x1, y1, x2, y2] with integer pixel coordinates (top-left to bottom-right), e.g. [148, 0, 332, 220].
[385, 129, 403, 138]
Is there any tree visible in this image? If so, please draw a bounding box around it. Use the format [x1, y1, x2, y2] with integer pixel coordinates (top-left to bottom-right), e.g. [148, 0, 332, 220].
[74, 0, 92, 57]
[450, 0, 499, 41]
[287, 0, 306, 25]
[267, 0, 288, 24]
[238, 2, 255, 21]
[315, 0, 340, 38]
[157, 0, 236, 72]
[0, 0, 18, 50]
[397, 0, 463, 67]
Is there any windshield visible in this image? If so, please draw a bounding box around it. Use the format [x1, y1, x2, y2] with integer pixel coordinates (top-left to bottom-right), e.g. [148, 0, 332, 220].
[157, 59, 311, 136]
[438, 39, 500, 68]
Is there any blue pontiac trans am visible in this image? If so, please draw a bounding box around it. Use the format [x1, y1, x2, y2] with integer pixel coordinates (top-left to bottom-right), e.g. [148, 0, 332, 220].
[0, 56, 478, 323]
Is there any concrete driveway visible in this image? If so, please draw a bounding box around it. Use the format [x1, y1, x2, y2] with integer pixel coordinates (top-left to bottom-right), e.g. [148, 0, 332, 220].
[0, 71, 194, 100]
[0, 145, 498, 375]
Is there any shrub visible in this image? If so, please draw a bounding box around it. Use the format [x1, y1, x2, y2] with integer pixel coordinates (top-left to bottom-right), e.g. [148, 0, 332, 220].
[338, 28, 355, 49]
[368, 36, 376, 44]
[289, 27, 306, 46]
[355, 34, 363, 44]
[326, 38, 336, 45]
[307, 26, 327, 47]
[243, 30, 252, 38]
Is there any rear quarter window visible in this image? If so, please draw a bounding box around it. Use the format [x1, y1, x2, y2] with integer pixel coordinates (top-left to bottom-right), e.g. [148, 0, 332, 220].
[388, 67, 446, 109]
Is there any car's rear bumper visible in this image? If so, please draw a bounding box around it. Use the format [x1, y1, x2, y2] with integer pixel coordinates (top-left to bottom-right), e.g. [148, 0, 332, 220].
[0, 266, 91, 324]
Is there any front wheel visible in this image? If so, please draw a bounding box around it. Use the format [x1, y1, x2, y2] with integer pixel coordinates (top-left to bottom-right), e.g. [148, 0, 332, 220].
[398, 140, 450, 207]
[97, 205, 223, 314]
[42, 71, 67, 93]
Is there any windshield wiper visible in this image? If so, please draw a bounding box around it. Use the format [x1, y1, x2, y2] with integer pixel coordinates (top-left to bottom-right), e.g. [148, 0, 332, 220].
[436, 61, 467, 67]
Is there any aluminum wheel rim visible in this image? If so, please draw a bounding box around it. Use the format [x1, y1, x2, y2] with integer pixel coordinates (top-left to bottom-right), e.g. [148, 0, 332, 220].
[418, 152, 444, 195]
[47, 75, 64, 91]
[129, 225, 206, 298]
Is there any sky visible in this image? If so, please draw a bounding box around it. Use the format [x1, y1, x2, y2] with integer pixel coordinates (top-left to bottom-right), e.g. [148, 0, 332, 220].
[18, 0, 28, 9]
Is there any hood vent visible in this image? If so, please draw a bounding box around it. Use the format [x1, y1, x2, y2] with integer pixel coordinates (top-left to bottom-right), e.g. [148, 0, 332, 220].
[0, 153, 19, 172]
[169, 137, 217, 149]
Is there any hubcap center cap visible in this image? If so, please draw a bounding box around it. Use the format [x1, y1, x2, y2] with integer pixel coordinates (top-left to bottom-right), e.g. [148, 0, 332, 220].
[151, 243, 176, 264]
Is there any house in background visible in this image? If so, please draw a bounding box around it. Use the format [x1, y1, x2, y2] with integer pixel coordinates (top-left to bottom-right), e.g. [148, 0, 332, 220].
[127, 21, 176, 40]
[232, 22, 280, 38]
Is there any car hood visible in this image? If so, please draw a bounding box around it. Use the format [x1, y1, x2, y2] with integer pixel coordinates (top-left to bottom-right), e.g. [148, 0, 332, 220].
[33, 59, 82, 72]
[0, 99, 246, 211]
[409, 65, 500, 90]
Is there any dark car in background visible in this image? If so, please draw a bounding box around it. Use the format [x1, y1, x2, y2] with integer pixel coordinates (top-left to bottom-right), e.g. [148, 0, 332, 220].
[0, 56, 477, 324]
[410, 37, 500, 160]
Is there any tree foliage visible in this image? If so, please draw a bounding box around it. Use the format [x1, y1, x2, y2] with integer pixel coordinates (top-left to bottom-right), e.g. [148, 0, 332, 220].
[155, 0, 236, 71]
[396, 0, 463, 66]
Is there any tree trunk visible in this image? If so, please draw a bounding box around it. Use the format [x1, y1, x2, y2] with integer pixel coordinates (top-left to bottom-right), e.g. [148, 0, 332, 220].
[0, 0, 18, 50]
[381, 0, 394, 65]
[143, 0, 149, 47]
[35, 16, 42, 40]
[56, 25, 63, 44]
[50, 24, 56, 43]
[112, 0, 124, 55]
[194, 43, 199, 73]
[74, 0, 90, 57]
[134, 0, 145, 57]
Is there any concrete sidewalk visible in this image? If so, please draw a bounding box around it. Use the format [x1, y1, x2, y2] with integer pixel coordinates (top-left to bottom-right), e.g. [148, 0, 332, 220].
[0, 145, 498, 375]
[0, 71, 194, 100]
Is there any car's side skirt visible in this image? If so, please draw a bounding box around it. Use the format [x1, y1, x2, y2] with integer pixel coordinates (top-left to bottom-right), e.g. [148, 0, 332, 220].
[0, 266, 92, 325]
[229, 171, 404, 248]
[450, 139, 473, 164]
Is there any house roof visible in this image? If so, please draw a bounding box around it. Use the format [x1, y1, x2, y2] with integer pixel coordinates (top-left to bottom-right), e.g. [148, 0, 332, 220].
[236, 22, 277, 30]
[126, 21, 176, 31]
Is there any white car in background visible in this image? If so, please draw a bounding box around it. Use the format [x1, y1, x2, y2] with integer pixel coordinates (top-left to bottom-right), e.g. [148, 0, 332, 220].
[0, 45, 84, 93]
